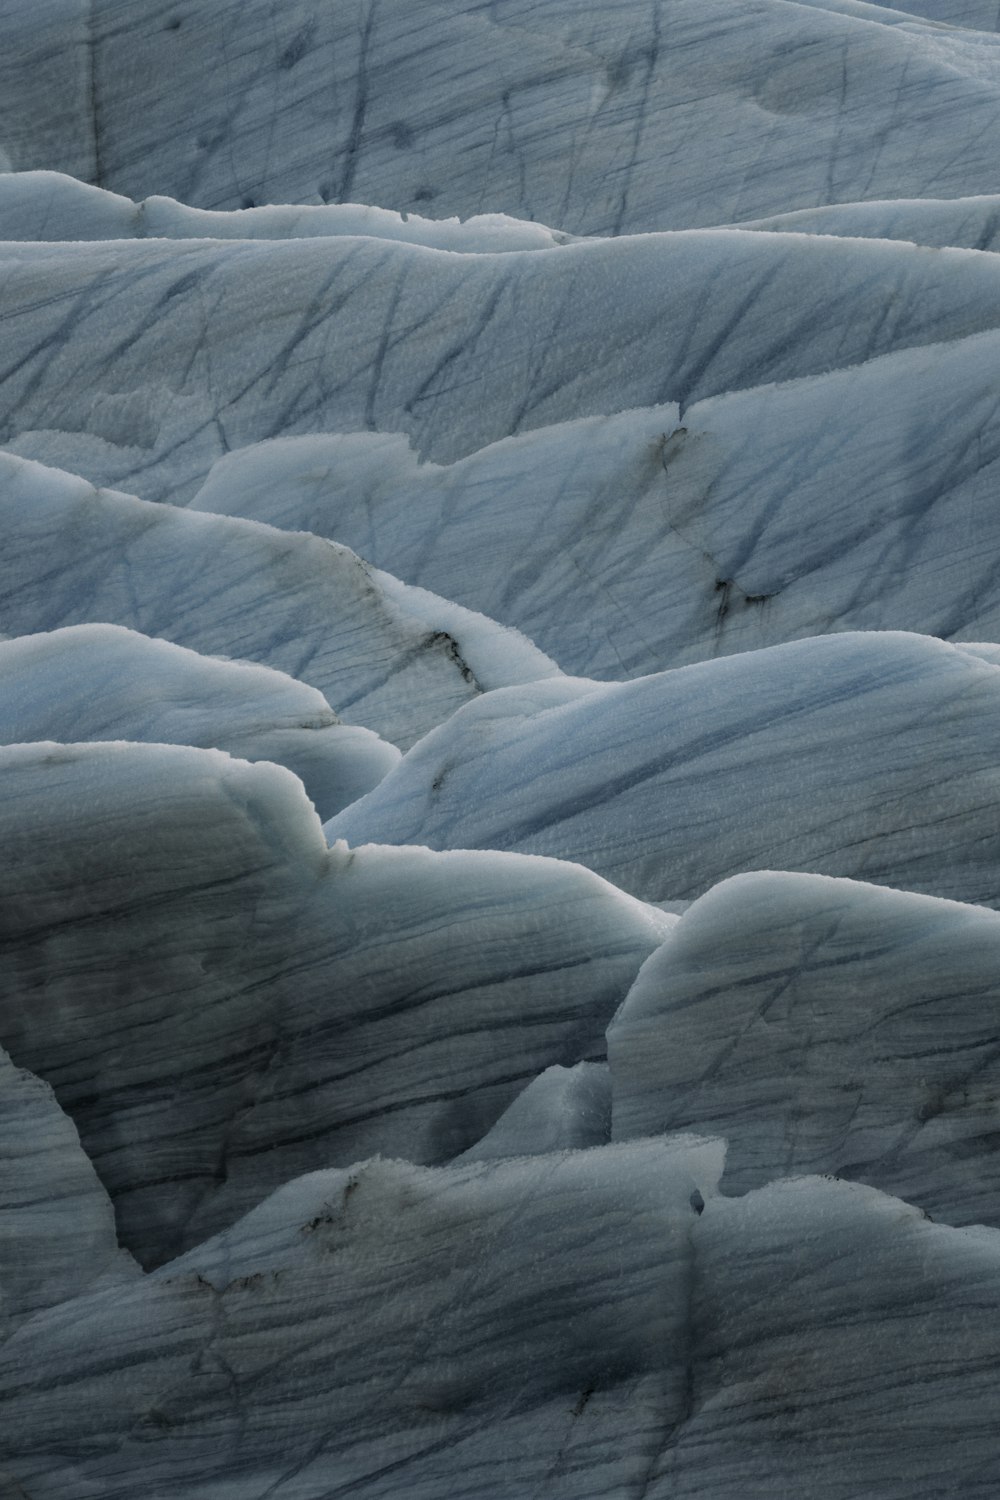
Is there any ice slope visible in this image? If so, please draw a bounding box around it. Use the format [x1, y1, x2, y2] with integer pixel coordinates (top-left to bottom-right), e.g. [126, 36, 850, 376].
[457, 1061, 613, 1161]
[6, 1157, 1000, 1499]
[0, 624, 399, 820]
[6, 0, 1000, 232]
[327, 631, 1000, 906]
[6, 0, 1000, 1492]
[6, 230, 1000, 504]
[189, 326, 1000, 676]
[0, 1045, 133, 1338]
[610, 871, 1000, 1226]
[0, 739, 670, 1265]
[662, 1176, 1000, 1499]
[866, 0, 1000, 26]
[0, 452, 558, 748]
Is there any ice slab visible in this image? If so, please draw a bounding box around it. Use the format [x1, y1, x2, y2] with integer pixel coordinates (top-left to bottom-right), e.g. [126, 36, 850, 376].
[0, 1044, 132, 1338]
[0, 1139, 723, 1499]
[5, 230, 1000, 503]
[0, 624, 399, 820]
[4, 1, 1000, 232]
[188, 326, 1000, 676]
[610, 870, 1000, 1226]
[6, 1160, 1000, 1498]
[661, 1176, 1000, 1498]
[328, 631, 1000, 907]
[0, 452, 558, 749]
[0, 739, 670, 1265]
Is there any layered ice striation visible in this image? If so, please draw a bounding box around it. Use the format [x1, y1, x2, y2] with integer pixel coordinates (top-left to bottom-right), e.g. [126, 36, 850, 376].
[4, 0, 1000, 1494]
[327, 631, 1000, 906]
[610, 871, 1000, 1225]
[0, 623, 399, 819]
[0, 739, 669, 1265]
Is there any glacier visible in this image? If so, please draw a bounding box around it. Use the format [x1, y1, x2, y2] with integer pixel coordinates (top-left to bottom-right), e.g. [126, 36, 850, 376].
[5, 0, 1000, 1495]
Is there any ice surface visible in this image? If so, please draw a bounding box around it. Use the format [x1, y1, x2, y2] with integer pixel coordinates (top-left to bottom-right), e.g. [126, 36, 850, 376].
[0, 1140, 724, 1499]
[5, 0, 1000, 232]
[0, 624, 399, 820]
[738, 194, 1000, 250]
[610, 870, 1000, 1225]
[457, 1061, 615, 1160]
[6, 1157, 1000, 1498]
[327, 631, 1000, 906]
[0, 1044, 133, 1338]
[5, 0, 1000, 1492]
[0, 739, 670, 1264]
[5, 230, 1000, 504]
[0, 170, 572, 249]
[662, 1176, 1000, 1498]
[0, 452, 558, 748]
[189, 333, 1000, 675]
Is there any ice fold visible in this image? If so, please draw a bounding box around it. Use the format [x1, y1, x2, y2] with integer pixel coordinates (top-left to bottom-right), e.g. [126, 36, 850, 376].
[0, 452, 558, 748]
[610, 870, 1000, 1226]
[0, 1139, 723, 1500]
[327, 630, 1000, 907]
[0, 624, 400, 820]
[0, 739, 670, 1265]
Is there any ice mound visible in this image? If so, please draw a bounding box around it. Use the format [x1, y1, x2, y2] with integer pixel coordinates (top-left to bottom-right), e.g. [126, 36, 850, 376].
[0, 739, 670, 1265]
[610, 870, 1000, 1225]
[0, 452, 558, 748]
[328, 631, 1000, 906]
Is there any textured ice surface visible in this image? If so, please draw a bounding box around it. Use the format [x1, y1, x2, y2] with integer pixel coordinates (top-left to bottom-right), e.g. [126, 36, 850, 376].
[0, 1140, 725, 1500]
[0, 1045, 133, 1337]
[0, 624, 399, 819]
[328, 631, 1000, 906]
[610, 871, 1000, 1225]
[6, 231, 1000, 504]
[457, 1061, 614, 1161]
[5, 0, 1000, 1492]
[6, 0, 1000, 232]
[7, 1158, 1000, 1499]
[189, 333, 1000, 676]
[0, 452, 558, 747]
[0, 739, 669, 1264]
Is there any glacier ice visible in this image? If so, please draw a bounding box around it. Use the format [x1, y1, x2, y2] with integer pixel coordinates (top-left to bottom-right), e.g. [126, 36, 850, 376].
[0, 739, 669, 1264]
[0, 623, 400, 820]
[5, 229, 1000, 502]
[0, 451, 558, 747]
[327, 631, 1000, 906]
[4, 0, 1000, 1492]
[188, 337, 1000, 677]
[0, 1044, 133, 1337]
[609, 871, 1000, 1225]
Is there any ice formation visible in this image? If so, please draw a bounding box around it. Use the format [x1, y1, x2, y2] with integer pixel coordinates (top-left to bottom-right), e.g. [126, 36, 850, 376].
[3, 0, 1000, 1494]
